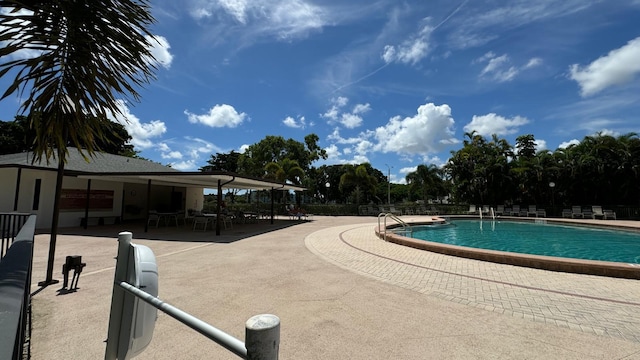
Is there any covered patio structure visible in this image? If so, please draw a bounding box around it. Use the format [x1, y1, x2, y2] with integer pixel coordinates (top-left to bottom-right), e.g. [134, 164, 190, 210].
[77, 171, 306, 235]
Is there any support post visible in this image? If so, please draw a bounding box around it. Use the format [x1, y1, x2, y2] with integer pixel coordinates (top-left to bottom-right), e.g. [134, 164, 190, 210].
[246, 314, 280, 360]
[83, 179, 91, 229]
[216, 179, 222, 236]
[104, 232, 133, 360]
[144, 179, 151, 233]
[13, 168, 21, 211]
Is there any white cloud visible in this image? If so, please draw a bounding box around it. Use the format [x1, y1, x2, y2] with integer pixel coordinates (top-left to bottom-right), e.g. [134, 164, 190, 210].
[475, 52, 539, 82]
[464, 113, 529, 136]
[283, 115, 307, 129]
[382, 23, 433, 65]
[109, 100, 167, 149]
[534, 139, 547, 151]
[321, 96, 349, 121]
[399, 166, 417, 175]
[239, 144, 250, 153]
[322, 97, 369, 129]
[525, 57, 543, 69]
[171, 160, 198, 171]
[190, 0, 331, 41]
[145, 35, 174, 69]
[374, 103, 458, 155]
[569, 36, 640, 97]
[340, 113, 363, 129]
[558, 139, 580, 149]
[184, 104, 248, 127]
[324, 144, 341, 159]
[161, 151, 183, 159]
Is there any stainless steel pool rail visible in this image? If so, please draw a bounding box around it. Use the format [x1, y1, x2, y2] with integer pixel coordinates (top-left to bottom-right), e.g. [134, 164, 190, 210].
[378, 213, 411, 241]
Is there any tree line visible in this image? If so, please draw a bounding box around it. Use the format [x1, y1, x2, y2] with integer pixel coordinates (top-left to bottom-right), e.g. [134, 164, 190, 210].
[445, 132, 640, 207]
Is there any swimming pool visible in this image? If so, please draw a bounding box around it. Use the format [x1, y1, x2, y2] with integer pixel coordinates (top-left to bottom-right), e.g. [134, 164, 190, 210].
[410, 220, 640, 264]
[378, 218, 640, 278]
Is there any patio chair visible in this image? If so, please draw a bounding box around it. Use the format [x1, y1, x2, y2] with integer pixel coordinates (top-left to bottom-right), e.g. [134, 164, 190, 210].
[147, 212, 161, 228]
[581, 207, 593, 218]
[510, 205, 521, 216]
[481, 205, 490, 215]
[495, 205, 504, 216]
[527, 205, 537, 217]
[603, 209, 617, 220]
[536, 208, 547, 217]
[389, 206, 402, 216]
[591, 206, 605, 219]
[427, 206, 439, 215]
[562, 209, 572, 218]
[192, 215, 211, 231]
[225, 215, 234, 229]
[571, 206, 583, 218]
[404, 207, 414, 215]
[466, 205, 477, 215]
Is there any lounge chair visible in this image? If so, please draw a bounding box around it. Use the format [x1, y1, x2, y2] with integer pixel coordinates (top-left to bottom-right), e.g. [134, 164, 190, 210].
[481, 205, 490, 215]
[581, 207, 593, 219]
[427, 206, 439, 215]
[603, 209, 617, 220]
[536, 209, 547, 217]
[591, 206, 605, 219]
[571, 206, 583, 218]
[389, 206, 402, 216]
[404, 207, 414, 215]
[527, 205, 537, 217]
[495, 205, 504, 216]
[466, 205, 477, 215]
[510, 205, 521, 216]
[562, 209, 572, 218]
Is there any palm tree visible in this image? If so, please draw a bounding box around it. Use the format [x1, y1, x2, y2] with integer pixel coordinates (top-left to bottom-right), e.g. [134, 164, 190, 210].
[265, 158, 305, 204]
[405, 164, 441, 203]
[0, 0, 158, 285]
[339, 164, 378, 206]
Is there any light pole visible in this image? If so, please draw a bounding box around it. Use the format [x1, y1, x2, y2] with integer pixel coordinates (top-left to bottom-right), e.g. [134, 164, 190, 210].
[385, 164, 392, 205]
[549, 181, 555, 213]
[325, 182, 330, 204]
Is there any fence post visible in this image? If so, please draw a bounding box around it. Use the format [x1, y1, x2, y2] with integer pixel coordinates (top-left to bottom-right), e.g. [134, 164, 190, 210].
[245, 314, 280, 360]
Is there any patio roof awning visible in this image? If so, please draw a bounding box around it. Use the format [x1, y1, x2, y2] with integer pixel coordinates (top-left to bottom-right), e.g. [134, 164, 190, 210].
[74, 171, 306, 191]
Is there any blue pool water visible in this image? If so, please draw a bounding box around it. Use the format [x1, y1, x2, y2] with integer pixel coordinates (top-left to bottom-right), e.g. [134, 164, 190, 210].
[409, 220, 640, 264]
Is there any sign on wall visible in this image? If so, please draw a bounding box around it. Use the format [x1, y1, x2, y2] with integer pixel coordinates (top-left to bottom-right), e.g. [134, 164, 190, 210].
[60, 189, 114, 210]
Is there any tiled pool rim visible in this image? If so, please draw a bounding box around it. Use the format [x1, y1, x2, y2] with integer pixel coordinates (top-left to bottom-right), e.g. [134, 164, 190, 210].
[376, 216, 640, 279]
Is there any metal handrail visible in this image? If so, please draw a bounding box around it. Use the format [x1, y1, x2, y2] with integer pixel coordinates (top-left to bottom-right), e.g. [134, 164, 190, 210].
[377, 213, 410, 240]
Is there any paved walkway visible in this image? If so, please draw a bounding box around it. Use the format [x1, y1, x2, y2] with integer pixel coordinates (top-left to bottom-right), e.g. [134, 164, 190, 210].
[306, 220, 640, 343]
[29, 216, 640, 359]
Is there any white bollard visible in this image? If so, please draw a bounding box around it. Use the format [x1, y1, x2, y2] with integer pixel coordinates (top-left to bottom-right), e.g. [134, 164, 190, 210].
[245, 314, 280, 360]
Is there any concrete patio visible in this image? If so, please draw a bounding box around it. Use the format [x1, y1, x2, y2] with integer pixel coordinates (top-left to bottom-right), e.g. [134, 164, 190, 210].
[29, 216, 640, 359]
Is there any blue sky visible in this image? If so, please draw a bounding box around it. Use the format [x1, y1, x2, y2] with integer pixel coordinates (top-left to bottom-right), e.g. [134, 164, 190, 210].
[1, 0, 640, 184]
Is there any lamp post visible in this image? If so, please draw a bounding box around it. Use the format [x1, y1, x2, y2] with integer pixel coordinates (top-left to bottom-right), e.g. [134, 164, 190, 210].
[385, 164, 392, 205]
[325, 182, 330, 204]
[549, 181, 555, 215]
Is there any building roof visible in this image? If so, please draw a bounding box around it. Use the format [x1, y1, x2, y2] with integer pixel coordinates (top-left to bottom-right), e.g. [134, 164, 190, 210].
[0, 149, 306, 191]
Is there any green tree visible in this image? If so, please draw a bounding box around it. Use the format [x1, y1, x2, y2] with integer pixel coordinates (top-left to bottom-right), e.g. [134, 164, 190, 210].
[265, 158, 305, 204]
[0, 0, 158, 284]
[339, 164, 378, 205]
[405, 164, 442, 203]
[237, 134, 327, 178]
[200, 151, 241, 172]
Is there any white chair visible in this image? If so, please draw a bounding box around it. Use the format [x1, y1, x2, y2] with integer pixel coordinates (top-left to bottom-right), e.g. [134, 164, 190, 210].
[192, 216, 211, 231]
[147, 212, 161, 228]
[591, 206, 605, 219]
[603, 209, 617, 220]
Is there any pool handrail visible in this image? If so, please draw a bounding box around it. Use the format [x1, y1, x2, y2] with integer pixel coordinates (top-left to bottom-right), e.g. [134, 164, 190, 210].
[378, 213, 410, 241]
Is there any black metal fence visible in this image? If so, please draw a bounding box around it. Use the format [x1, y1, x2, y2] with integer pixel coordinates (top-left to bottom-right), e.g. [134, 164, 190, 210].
[0, 214, 37, 360]
[1, 213, 32, 260]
